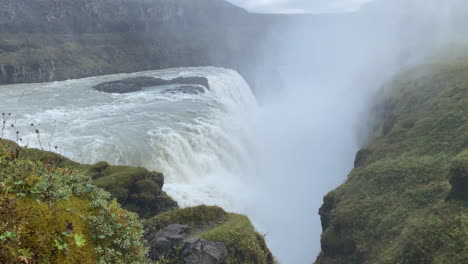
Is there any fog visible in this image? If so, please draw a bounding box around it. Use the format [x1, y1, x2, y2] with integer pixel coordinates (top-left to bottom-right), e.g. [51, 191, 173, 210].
[244, 0, 468, 262]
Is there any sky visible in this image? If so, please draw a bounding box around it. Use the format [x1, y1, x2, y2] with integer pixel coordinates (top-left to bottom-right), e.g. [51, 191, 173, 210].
[226, 0, 375, 13]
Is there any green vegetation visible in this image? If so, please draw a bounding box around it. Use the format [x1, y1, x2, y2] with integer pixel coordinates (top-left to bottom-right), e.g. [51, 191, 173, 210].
[89, 162, 178, 218]
[145, 205, 228, 231]
[199, 214, 276, 264]
[0, 139, 146, 263]
[146, 206, 276, 264]
[12, 142, 178, 218]
[0, 140, 275, 263]
[317, 59, 468, 263]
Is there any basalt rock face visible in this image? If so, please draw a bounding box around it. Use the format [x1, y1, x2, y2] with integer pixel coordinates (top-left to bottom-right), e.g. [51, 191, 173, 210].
[0, 0, 277, 86]
[93, 76, 209, 94]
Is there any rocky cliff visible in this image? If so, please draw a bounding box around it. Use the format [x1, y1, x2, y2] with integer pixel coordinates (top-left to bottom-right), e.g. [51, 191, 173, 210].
[0, 0, 277, 85]
[316, 59, 468, 263]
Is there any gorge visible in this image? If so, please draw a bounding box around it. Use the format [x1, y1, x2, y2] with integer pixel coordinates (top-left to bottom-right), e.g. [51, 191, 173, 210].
[1, 0, 468, 263]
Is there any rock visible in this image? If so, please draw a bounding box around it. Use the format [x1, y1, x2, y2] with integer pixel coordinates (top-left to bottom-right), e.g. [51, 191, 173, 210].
[93, 76, 210, 94]
[147, 224, 191, 261]
[447, 151, 468, 201]
[162, 85, 206, 95]
[354, 148, 372, 168]
[90, 162, 178, 218]
[181, 238, 228, 264]
[318, 194, 336, 232]
[145, 223, 228, 264]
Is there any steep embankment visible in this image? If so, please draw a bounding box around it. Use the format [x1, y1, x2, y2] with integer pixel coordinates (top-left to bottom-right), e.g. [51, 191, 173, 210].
[0, 139, 274, 263]
[317, 59, 468, 263]
[0, 0, 275, 85]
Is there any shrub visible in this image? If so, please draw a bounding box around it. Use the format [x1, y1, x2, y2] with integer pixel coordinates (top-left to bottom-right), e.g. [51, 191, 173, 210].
[0, 139, 146, 263]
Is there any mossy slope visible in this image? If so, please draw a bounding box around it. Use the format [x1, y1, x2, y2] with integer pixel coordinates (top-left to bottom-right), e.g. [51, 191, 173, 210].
[316, 59, 468, 263]
[15, 144, 178, 218]
[0, 140, 146, 263]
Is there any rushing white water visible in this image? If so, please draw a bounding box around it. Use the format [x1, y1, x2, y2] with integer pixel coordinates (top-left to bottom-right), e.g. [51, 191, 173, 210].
[0, 67, 256, 210]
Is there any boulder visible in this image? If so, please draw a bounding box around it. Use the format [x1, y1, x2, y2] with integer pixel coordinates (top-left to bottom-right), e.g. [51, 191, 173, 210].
[181, 238, 228, 264]
[147, 224, 191, 261]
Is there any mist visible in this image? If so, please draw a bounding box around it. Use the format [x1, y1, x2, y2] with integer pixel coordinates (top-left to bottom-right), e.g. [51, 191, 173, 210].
[2, 0, 468, 263]
[243, 0, 468, 262]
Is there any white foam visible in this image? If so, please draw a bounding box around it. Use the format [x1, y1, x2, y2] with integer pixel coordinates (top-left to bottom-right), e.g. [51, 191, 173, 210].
[0, 67, 257, 212]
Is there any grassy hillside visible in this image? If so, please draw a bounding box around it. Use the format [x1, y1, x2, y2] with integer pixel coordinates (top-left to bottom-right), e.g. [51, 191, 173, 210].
[316, 59, 468, 263]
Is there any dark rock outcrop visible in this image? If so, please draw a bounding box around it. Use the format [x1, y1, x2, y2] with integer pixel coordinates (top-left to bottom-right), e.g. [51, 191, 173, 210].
[447, 151, 468, 201]
[146, 224, 228, 264]
[93, 76, 209, 94]
[318, 194, 336, 232]
[353, 148, 372, 168]
[147, 224, 191, 261]
[181, 238, 228, 264]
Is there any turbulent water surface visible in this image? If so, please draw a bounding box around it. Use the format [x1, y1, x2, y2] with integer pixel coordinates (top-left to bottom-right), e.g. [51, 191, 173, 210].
[0, 67, 256, 210]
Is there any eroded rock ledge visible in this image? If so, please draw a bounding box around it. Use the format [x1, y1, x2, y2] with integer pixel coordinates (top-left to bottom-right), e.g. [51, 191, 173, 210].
[92, 76, 210, 94]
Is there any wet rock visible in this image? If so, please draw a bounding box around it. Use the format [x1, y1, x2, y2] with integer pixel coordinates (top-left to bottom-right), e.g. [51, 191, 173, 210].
[147, 224, 191, 261]
[181, 238, 228, 264]
[162, 85, 206, 95]
[93, 76, 210, 94]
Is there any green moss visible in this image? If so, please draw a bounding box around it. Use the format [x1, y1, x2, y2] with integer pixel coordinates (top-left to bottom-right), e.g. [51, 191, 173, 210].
[0, 197, 98, 263]
[145, 205, 228, 231]
[0, 140, 146, 264]
[198, 214, 276, 264]
[145, 206, 275, 264]
[317, 59, 468, 263]
[19, 147, 81, 168]
[90, 162, 177, 218]
[9, 143, 178, 218]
